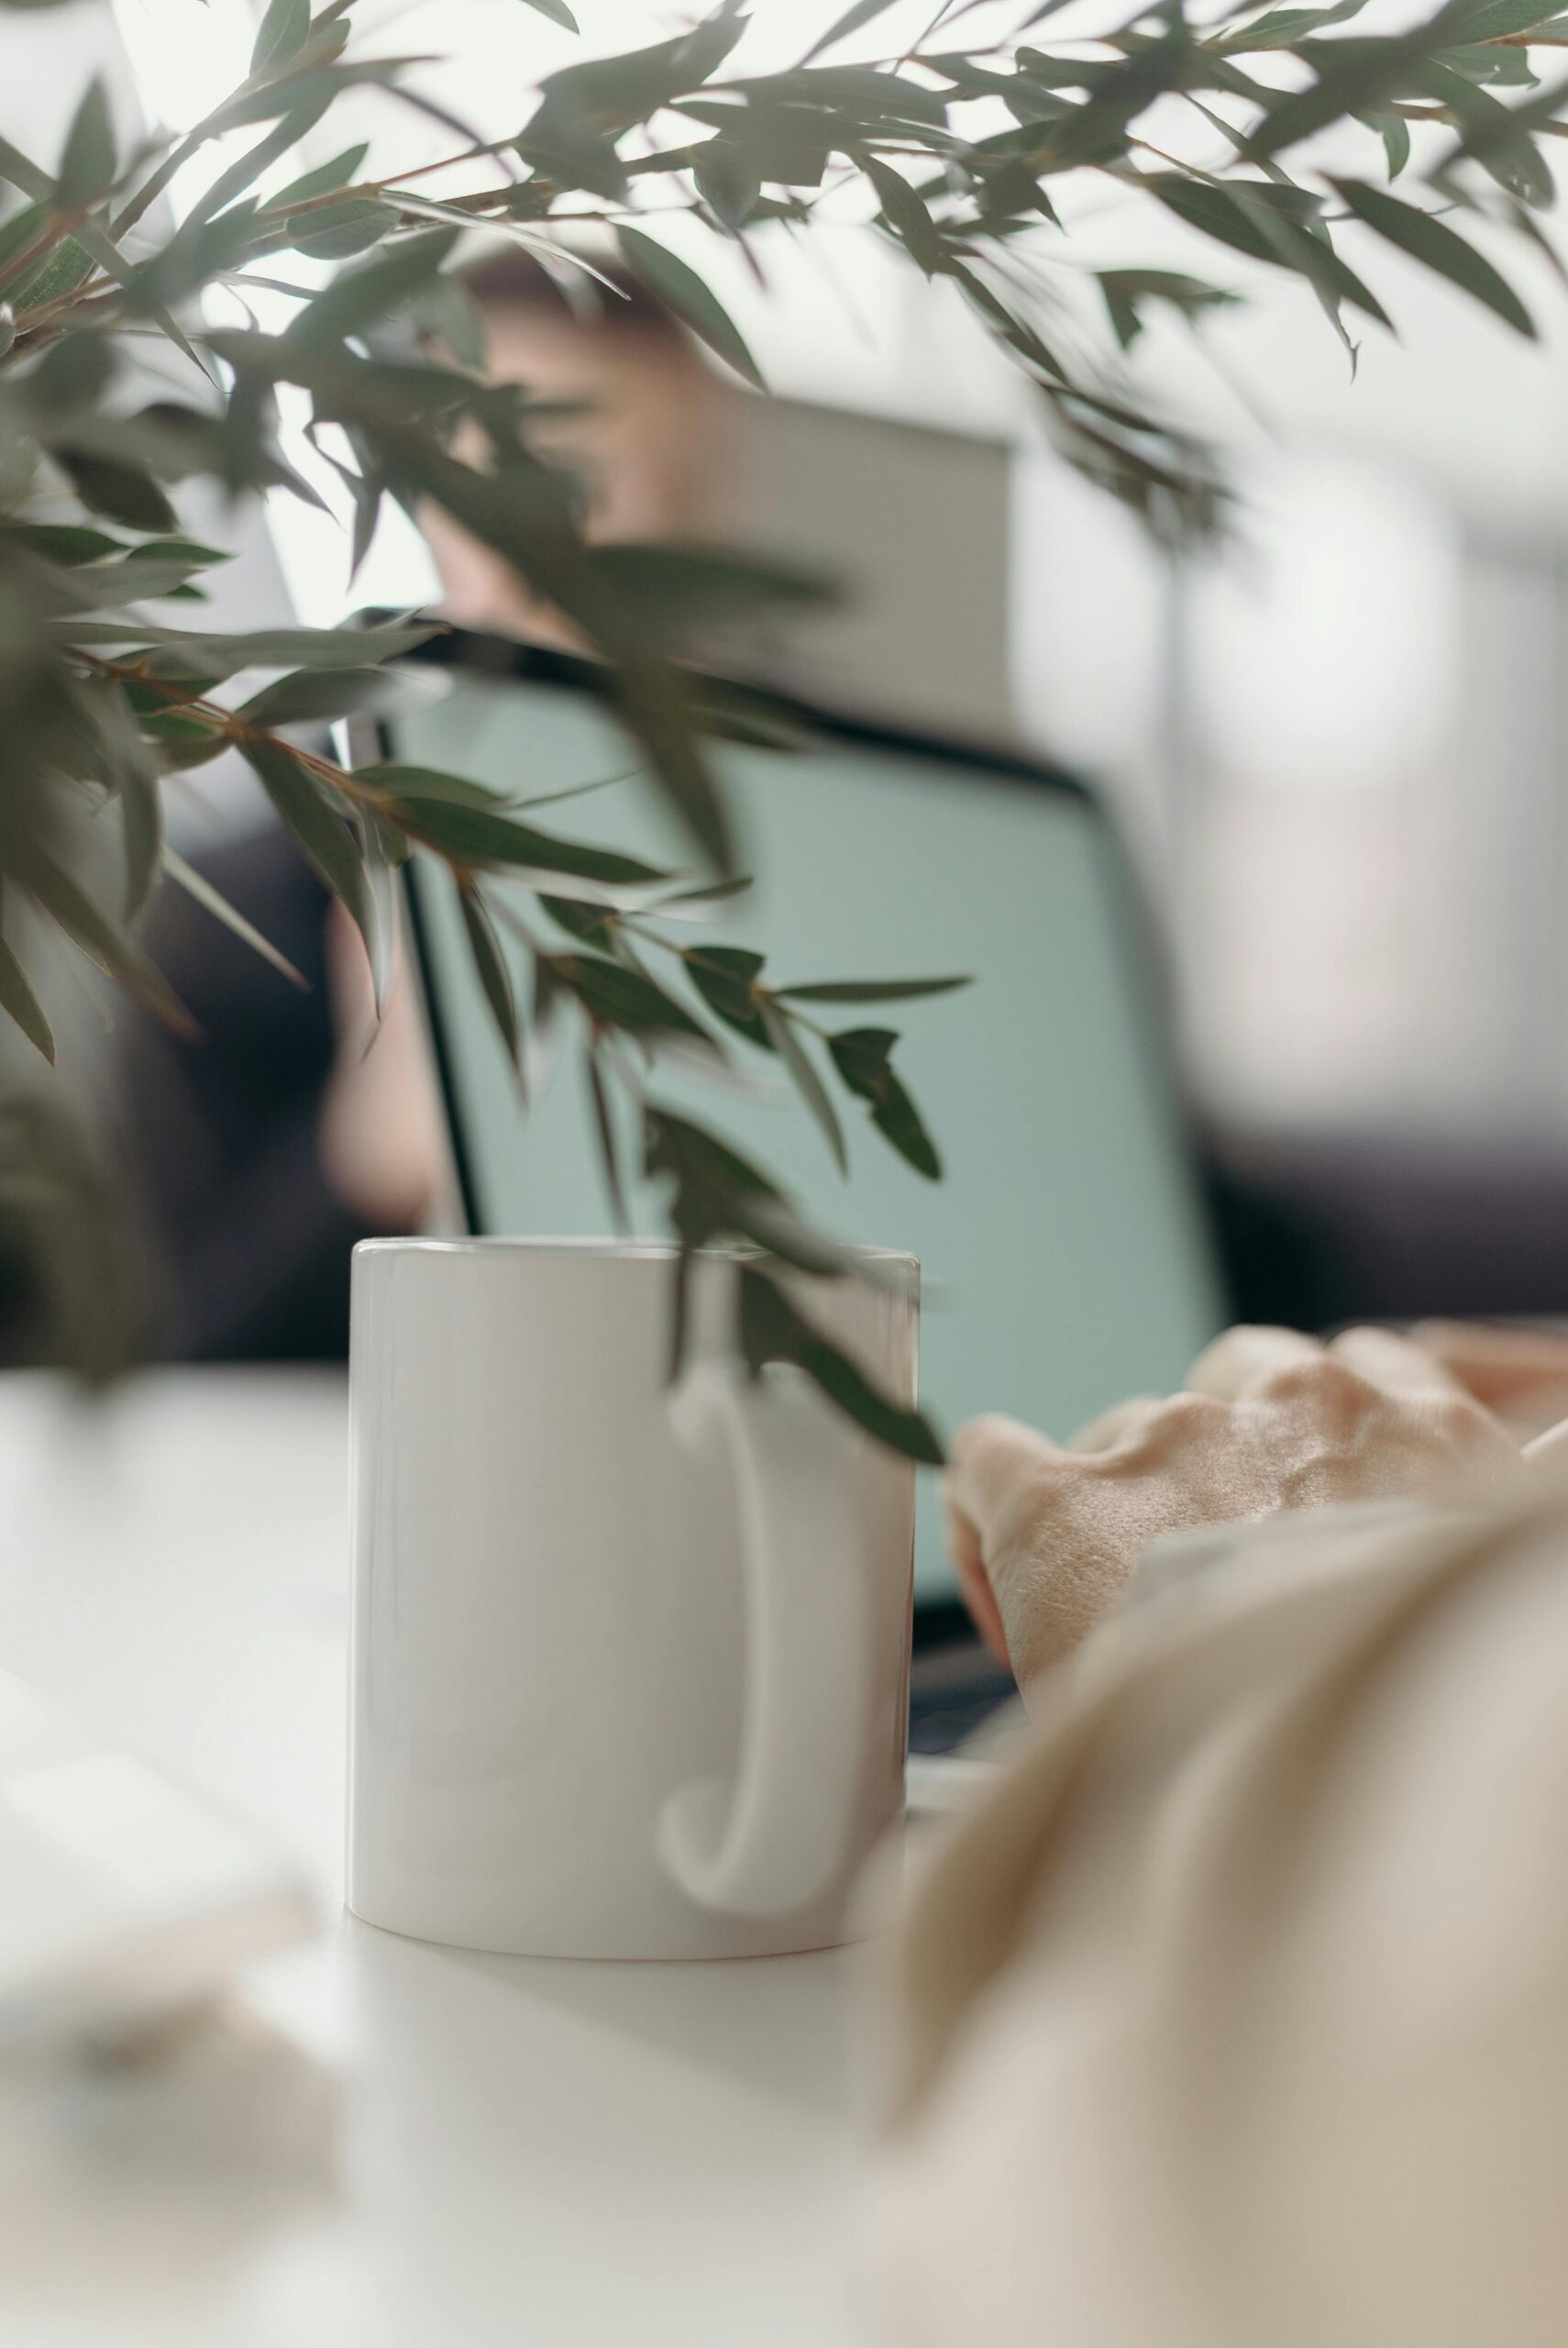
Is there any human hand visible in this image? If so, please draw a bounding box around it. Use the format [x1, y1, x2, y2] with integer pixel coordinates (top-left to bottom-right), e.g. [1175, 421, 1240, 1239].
[317, 902, 447, 1231]
[944, 1325, 1528, 1692]
[1408, 1319, 1568, 1439]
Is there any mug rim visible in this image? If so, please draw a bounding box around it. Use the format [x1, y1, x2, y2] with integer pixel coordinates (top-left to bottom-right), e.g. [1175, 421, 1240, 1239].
[354, 1235, 920, 1268]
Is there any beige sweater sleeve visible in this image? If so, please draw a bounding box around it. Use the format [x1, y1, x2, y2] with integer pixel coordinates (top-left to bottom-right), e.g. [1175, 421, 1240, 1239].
[875, 1487, 1568, 2348]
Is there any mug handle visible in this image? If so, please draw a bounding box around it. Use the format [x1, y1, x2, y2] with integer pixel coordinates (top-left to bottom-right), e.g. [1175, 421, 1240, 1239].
[659, 1358, 871, 1918]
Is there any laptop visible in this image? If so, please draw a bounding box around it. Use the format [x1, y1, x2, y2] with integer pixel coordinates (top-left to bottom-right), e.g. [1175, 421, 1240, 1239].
[377, 629, 1227, 1750]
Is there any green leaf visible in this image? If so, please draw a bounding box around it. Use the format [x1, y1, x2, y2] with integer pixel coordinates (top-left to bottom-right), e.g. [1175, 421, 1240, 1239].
[287, 197, 399, 261]
[53, 451, 178, 534]
[0, 128, 52, 203]
[119, 762, 162, 915]
[1438, 0, 1562, 36]
[290, 226, 456, 342]
[185, 104, 332, 228]
[1329, 177, 1536, 336]
[615, 224, 764, 388]
[389, 795, 669, 890]
[237, 665, 428, 725]
[778, 974, 970, 1004]
[269, 142, 370, 211]
[458, 884, 521, 1059]
[1359, 108, 1411, 178]
[684, 943, 769, 1042]
[0, 196, 48, 275]
[30, 330, 116, 407]
[14, 845, 194, 1036]
[161, 846, 308, 990]
[693, 144, 762, 233]
[801, 0, 900, 65]
[556, 952, 710, 1038]
[1146, 173, 1392, 326]
[586, 1047, 629, 1229]
[1417, 57, 1553, 205]
[861, 151, 944, 275]
[7, 232, 92, 312]
[239, 735, 370, 943]
[417, 271, 489, 371]
[56, 79, 116, 210]
[4, 522, 123, 564]
[738, 1268, 942, 1465]
[759, 998, 846, 1175]
[1096, 268, 1241, 349]
[74, 619, 441, 677]
[828, 1026, 941, 1179]
[0, 922, 54, 1064]
[81, 675, 163, 913]
[250, 0, 310, 78]
[590, 541, 834, 630]
[519, 0, 579, 24]
[352, 761, 511, 812]
[1214, 0, 1369, 50]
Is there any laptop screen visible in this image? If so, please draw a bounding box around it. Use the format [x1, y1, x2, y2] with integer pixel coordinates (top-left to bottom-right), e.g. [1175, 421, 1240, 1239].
[390, 645, 1224, 1600]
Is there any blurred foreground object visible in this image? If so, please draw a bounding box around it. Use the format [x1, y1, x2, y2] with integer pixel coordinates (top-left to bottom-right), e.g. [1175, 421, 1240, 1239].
[3, 0, 1568, 1426]
[880, 1464, 1568, 2348]
[0, 1662, 311, 2055]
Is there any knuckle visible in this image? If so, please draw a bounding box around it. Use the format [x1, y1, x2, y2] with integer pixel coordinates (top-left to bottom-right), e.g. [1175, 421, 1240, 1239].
[1259, 1356, 1365, 1412]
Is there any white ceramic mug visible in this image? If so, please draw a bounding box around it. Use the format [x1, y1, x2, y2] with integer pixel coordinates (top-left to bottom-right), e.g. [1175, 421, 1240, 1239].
[347, 1238, 919, 1960]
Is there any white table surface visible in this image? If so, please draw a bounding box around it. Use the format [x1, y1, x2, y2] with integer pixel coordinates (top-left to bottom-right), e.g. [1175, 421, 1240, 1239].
[0, 1368, 891, 2348]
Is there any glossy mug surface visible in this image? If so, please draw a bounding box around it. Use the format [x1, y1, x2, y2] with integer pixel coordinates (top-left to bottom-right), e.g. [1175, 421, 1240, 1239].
[347, 1239, 919, 1960]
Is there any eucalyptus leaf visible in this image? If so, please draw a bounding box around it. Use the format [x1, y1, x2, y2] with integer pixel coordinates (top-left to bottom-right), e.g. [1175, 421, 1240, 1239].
[557, 952, 711, 1039]
[13, 844, 194, 1036]
[161, 846, 309, 990]
[458, 883, 522, 1060]
[778, 974, 971, 1003]
[828, 1025, 942, 1178]
[1358, 108, 1412, 178]
[352, 760, 512, 811]
[249, 0, 310, 78]
[862, 152, 944, 275]
[801, 0, 900, 66]
[389, 794, 668, 888]
[738, 1268, 942, 1464]
[240, 734, 372, 948]
[1330, 176, 1537, 335]
[684, 943, 769, 1042]
[759, 998, 846, 1175]
[0, 924, 54, 1063]
[56, 79, 116, 211]
[290, 227, 457, 344]
[615, 225, 764, 387]
[287, 198, 400, 261]
[237, 664, 431, 726]
[268, 142, 370, 211]
[53, 452, 178, 535]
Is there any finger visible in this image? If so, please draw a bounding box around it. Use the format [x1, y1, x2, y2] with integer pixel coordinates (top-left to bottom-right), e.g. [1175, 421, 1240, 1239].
[945, 1413, 1066, 1545]
[1413, 1321, 1568, 1411]
[1186, 1325, 1322, 1401]
[1329, 1324, 1472, 1401]
[1523, 1417, 1568, 1472]
[1066, 1396, 1162, 1454]
[943, 1490, 1011, 1667]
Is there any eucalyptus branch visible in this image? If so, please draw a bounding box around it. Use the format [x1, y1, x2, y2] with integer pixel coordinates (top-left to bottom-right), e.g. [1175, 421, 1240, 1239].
[3, 0, 1567, 1444]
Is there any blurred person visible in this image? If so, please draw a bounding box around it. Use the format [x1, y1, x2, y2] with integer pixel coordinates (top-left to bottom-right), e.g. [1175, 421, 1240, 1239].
[878, 1318, 1568, 2348]
[116, 826, 444, 1359]
[112, 250, 723, 1362]
[419, 244, 736, 642]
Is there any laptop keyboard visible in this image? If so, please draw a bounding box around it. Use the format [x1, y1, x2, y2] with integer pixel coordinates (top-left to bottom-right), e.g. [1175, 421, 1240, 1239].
[907, 1633, 1017, 1755]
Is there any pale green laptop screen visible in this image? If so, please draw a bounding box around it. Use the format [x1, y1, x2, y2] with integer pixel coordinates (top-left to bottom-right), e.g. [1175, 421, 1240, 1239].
[397, 669, 1223, 1599]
